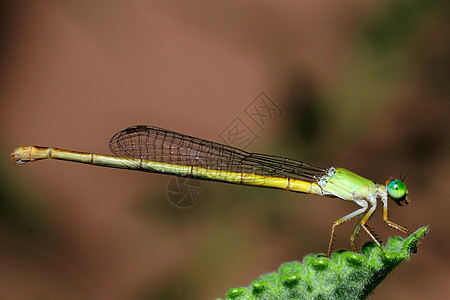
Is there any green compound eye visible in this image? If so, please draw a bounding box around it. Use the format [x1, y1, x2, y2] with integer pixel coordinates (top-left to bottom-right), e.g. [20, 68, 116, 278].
[387, 180, 407, 200]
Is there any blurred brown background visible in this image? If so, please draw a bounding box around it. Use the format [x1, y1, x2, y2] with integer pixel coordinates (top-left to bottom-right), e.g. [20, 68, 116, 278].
[0, 0, 449, 299]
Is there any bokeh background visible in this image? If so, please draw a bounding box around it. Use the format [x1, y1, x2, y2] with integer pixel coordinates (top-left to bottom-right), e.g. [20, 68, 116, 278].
[0, 1, 449, 299]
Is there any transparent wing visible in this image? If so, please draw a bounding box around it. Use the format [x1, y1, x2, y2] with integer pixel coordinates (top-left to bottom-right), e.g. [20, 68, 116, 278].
[109, 125, 326, 181]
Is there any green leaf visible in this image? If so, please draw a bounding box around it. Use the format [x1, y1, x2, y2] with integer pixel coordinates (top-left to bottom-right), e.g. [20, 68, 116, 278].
[219, 226, 428, 300]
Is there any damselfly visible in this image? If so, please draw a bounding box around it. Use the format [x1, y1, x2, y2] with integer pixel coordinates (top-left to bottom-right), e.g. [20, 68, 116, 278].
[11, 125, 410, 256]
